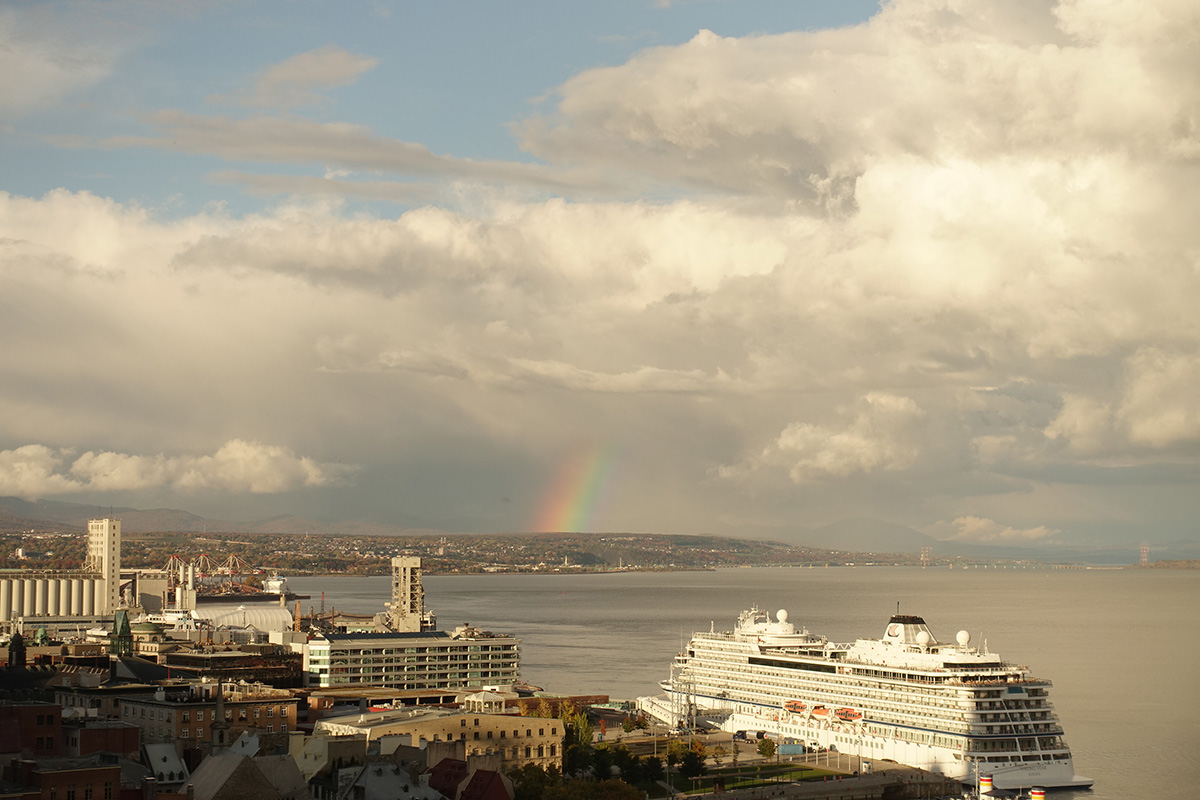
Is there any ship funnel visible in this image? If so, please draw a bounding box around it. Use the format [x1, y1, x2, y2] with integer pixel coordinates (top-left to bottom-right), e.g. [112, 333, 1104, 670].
[883, 614, 937, 645]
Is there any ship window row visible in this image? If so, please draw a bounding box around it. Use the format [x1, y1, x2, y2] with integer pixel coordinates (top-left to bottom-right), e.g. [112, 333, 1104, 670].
[688, 662, 1056, 709]
[691, 669, 977, 718]
[693, 666, 1042, 719]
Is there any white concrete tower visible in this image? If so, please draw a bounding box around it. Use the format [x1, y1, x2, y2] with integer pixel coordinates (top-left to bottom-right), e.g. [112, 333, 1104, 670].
[388, 556, 425, 632]
[87, 518, 122, 615]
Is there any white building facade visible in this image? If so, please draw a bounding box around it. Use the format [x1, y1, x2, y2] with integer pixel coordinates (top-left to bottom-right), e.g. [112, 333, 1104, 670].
[305, 626, 520, 690]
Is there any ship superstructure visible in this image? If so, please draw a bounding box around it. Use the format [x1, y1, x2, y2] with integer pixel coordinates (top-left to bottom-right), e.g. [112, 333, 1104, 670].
[639, 606, 1092, 791]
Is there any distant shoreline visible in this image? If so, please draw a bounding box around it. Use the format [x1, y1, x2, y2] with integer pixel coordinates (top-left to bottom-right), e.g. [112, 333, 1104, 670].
[286, 561, 1198, 578]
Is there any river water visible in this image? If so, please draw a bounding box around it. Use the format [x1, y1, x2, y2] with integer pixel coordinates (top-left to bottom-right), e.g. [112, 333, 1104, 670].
[289, 566, 1199, 800]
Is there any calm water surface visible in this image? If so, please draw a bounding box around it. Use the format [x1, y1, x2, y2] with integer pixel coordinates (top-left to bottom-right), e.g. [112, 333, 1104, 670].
[290, 567, 1199, 800]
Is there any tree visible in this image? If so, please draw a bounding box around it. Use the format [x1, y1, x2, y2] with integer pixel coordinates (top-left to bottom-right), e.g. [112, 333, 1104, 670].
[621, 755, 644, 785]
[543, 779, 642, 800]
[679, 750, 707, 781]
[621, 717, 635, 734]
[643, 756, 664, 783]
[592, 745, 614, 780]
[757, 738, 777, 759]
[711, 744, 728, 766]
[510, 764, 561, 800]
[610, 743, 635, 776]
[565, 743, 594, 777]
[731, 740, 739, 768]
[564, 710, 594, 748]
[665, 738, 686, 767]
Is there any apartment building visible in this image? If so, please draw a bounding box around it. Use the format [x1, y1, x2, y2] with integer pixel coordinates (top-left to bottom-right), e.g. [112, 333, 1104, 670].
[305, 624, 519, 690]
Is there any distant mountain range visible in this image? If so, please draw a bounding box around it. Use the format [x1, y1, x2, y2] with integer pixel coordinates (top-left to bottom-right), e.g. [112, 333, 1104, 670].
[772, 516, 1199, 565]
[2, 497, 1195, 565]
[0, 496, 440, 538]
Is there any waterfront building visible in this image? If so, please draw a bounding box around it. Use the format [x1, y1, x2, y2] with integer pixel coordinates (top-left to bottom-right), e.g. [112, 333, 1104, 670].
[304, 624, 519, 691]
[0, 518, 124, 628]
[314, 707, 562, 771]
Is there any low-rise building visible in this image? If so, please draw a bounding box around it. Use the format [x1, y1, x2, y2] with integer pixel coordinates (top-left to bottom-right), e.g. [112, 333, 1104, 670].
[62, 718, 141, 759]
[0, 702, 63, 759]
[2, 757, 123, 800]
[117, 681, 298, 756]
[314, 708, 561, 772]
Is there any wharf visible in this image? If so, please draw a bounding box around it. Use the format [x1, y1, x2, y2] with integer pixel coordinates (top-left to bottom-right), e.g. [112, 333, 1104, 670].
[678, 765, 959, 800]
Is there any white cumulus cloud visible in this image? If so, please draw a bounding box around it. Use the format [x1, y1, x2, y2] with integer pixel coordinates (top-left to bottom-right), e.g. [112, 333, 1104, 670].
[928, 516, 1059, 544]
[0, 440, 354, 498]
[720, 394, 927, 482]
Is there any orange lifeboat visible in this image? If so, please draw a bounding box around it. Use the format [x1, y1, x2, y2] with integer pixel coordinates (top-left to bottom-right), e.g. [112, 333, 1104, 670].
[811, 705, 830, 718]
[835, 708, 862, 722]
[784, 700, 806, 714]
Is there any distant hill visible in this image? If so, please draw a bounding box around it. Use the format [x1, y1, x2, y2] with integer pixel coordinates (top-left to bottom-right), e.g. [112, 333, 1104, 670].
[4, 497, 1197, 565]
[785, 517, 938, 553]
[0, 497, 447, 538]
[750, 516, 1200, 564]
[0, 497, 141, 529]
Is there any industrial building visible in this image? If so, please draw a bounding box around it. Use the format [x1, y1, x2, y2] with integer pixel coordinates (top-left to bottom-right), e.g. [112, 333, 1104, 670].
[0, 517, 123, 628]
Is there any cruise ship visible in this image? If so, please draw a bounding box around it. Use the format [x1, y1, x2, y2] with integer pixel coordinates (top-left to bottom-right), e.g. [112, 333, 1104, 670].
[638, 607, 1092, 791]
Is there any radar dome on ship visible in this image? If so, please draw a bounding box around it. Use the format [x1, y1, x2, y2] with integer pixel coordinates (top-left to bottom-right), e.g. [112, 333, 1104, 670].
[956, 630, 971, 646]
[777, 609, 789, 622]
[916, 630, 931, 646]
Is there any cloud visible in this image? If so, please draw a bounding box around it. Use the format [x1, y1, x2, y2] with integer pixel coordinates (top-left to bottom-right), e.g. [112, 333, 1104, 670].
[506, 359, 730, 393]
[209, 170, 440, 205]
[0, 4, 124, 123]
[0, 445, 83, 497]
[927, 515, 1059, 544]
[1044, 348, 1200, 456]
[214, 45, 380, 109]
[517, 0, 1200, 195]
[6, 0, 1200, 538]
[719, 394, 927, 482]
[86, 111, 624, 195]
[0, 440, 354, 498]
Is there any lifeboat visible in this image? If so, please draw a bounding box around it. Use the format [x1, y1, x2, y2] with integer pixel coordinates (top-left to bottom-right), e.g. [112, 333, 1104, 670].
[835, 708, 862, 722]
[784, 700, 806, 714]
[811, 705, 830, 718]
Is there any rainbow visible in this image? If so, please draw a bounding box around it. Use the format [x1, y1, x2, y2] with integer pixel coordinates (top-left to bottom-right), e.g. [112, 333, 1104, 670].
[533, 448, 614, 533]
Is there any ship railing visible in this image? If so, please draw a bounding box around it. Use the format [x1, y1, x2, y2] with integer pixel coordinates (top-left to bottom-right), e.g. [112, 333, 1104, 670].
[945, 674, 1046, 686]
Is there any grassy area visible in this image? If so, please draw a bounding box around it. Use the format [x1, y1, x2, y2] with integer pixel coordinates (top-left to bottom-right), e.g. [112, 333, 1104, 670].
[664, 764, 839, 795]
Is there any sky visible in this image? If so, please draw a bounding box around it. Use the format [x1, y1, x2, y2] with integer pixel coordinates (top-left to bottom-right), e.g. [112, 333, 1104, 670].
[2, 0, 1199, 548]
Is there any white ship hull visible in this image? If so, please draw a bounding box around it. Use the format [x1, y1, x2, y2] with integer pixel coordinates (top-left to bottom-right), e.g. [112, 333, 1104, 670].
[639, 607, 1093, 791]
